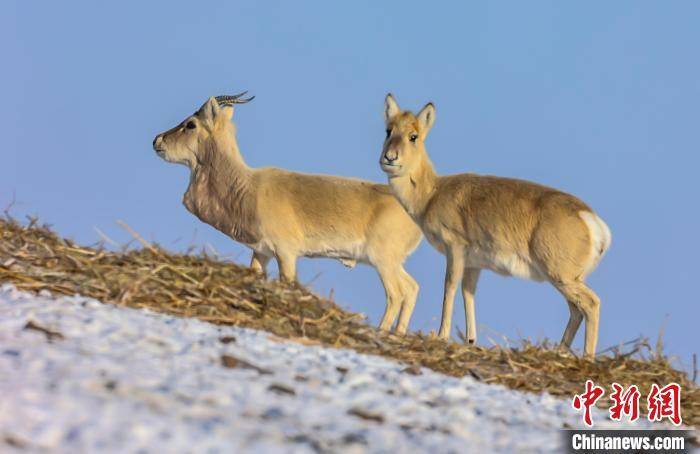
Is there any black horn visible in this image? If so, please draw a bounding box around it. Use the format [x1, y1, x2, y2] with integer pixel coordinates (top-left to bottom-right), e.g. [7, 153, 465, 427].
[215, 91, 255, 106]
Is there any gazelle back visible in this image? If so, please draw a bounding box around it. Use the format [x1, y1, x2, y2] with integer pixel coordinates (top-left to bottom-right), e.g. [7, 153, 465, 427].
[378, 94, 611, 358]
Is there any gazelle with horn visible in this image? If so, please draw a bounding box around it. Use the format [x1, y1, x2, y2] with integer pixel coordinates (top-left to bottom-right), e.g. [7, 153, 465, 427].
[153, 94, 423, 334]
[378, 94, 611, 358]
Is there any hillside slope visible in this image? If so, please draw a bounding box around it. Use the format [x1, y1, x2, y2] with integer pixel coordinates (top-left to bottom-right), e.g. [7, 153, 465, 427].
[0, 218, 697, 428]
[1, 286, 666, 452]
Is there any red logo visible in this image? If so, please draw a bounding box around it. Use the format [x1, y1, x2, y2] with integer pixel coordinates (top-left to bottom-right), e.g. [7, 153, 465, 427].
[647, 383, 682, 426]
[572, 379, 605, 427]
[609, 383, 641, 422]
[573, 381, 682, 426]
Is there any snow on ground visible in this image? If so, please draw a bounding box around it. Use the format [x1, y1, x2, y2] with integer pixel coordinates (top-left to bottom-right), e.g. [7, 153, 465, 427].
[0, 285, 660, 453]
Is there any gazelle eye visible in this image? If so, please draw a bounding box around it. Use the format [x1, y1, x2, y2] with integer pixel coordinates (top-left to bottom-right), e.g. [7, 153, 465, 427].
[186, 121, 196, 130]
[385, 129, 391, 139]
[410, 134, 418, 143]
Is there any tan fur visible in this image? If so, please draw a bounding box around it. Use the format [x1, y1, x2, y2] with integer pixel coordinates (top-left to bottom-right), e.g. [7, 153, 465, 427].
[379, 94, 611, 358]
[153, 97, 423, 334]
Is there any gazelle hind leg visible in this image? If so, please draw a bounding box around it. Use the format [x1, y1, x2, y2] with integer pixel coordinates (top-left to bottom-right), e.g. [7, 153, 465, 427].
[250, 252, 271, 278]
[394, 268, 419, 335]
[554, 280, 600, 359]
[275, 251, 298, 283]
[461, 268, 480, 345]
[560, 301, 583, 349]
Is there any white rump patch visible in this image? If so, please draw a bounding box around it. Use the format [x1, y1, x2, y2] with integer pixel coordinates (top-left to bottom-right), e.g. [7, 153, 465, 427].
[578, 211, 612, 277]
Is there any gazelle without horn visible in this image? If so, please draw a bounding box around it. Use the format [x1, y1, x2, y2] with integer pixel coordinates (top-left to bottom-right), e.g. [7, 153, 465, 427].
[378, 94, 611, 358]
[153, 94, 423, 334]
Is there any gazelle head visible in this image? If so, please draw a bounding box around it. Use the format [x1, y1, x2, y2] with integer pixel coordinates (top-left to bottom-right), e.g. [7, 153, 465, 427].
[152, 92, 254, 168]
[380, 93, 436, 178]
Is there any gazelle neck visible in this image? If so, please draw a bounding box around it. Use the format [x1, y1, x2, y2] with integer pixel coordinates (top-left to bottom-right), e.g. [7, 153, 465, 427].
[193, 125, 250, 178]
[388, 154, 438, 219]
[209, 125, 249, 170]
[183, 129, 258, 243]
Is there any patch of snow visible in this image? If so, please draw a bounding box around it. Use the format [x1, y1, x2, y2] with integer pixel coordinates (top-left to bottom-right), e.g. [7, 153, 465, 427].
[0, 285, 668, 453]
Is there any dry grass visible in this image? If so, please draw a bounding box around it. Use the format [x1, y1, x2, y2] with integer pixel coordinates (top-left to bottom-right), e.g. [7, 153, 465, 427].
[0, 217, 697, 428]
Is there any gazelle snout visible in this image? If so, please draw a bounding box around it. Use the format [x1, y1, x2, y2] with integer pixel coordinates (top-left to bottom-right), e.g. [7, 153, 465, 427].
[153, 134, 164, 152]
[380, 147, 403, 175]
[383, 149, 398, 163]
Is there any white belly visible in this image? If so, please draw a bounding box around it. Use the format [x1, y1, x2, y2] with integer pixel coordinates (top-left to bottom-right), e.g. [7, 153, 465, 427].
[465, 248, 546, 282]
[302, 240, 368, 264]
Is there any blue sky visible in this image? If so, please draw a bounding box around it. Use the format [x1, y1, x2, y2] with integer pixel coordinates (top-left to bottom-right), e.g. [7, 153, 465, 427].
[3, 2, 698, 365]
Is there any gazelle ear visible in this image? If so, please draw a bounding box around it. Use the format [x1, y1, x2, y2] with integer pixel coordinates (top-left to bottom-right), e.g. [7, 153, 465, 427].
[416, 102, 436, 134]
[384, 93, 401, 123]
[198, 96, 221, 123]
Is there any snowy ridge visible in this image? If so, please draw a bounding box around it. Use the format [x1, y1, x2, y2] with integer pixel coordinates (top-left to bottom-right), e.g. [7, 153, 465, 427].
[0, 285, 658, 453]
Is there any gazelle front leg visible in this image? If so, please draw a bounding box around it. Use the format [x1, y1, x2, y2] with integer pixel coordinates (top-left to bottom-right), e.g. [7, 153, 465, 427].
[377, 274, 402, 333]
[437, 246, 465, 340]
[461, 268, 480, 345]
[394, 269, 419, 335]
